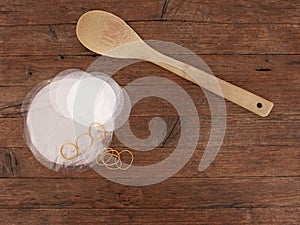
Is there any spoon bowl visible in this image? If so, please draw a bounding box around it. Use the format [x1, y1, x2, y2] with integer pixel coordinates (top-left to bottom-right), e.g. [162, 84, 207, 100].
[76, 10, 142, 56]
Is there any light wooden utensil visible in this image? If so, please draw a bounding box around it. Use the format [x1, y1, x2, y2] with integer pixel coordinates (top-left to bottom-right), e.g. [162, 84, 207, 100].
[76, 10, 274, 117]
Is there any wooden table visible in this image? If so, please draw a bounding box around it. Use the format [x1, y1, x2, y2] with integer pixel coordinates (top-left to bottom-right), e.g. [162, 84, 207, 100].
[0, 0, 299, 224]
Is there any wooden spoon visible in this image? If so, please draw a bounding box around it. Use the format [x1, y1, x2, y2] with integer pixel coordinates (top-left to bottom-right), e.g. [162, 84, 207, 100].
[76, 10, 274, 117]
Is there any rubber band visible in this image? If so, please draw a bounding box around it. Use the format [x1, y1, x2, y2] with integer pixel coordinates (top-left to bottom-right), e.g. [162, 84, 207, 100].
[60, 143, 78, 161]
[105, 160, 122, 170]
[96, 150, 105, 166]
[96, 151, 105, 166]
[104, 148, 119, 162]
[105, 148, 123, 169]
[96, 148, 120, 167]
[118, 150, 134, 170]
[105, 149, 123, 170]
[75, 133, 93, 152]
[88, 122, 106, 141]
[101, 148, 120, 167]
[96, 147, 133, 170]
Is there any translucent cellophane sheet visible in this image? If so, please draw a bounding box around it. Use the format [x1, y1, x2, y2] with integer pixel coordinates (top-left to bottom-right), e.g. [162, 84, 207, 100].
[22, 70, 130, 173]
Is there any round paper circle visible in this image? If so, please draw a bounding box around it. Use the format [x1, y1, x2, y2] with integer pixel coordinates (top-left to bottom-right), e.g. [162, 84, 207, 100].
[49, 69, 84, 119]
[68, 75, 117, 127]
[24, 82, 113, 172]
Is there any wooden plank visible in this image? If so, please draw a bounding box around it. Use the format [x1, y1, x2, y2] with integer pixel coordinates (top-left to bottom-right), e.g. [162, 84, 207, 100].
[0, 208, 299, 224]
[0, 55, 299, 118]
[0, 82, 284, 118]
[163, 0, 300, 24]
[1, 55, 300, 86]
[1, 23, 299, 56]
[0, 114, 299, 179]
[0, 144, 299, 178]
[0, 82, 297, 119]
[0, 0, 164, 25]
[0, 177, 298, 209]
[2, 0, 300, 26]
[1, 111, 300, 148]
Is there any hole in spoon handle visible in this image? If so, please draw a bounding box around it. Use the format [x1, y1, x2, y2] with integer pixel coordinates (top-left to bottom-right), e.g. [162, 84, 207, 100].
[217, 79, 274, 117]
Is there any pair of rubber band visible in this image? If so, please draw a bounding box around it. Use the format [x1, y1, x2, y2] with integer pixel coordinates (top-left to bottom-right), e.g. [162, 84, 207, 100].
[96, 147, 134, 170]
[60, 122, 106, 161]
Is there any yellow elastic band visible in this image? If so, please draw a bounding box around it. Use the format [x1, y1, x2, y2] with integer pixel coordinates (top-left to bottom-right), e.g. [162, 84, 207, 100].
[60, 143, 78, 161]
[88, 122, 106, 142]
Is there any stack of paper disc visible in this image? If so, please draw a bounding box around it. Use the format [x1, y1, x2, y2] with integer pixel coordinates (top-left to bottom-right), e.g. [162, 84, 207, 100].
[22, 69, 131, 172]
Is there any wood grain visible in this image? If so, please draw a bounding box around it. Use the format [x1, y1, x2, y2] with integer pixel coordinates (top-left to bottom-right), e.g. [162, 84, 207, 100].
[1, 55, 299, 118]
[1, 0, 300, 224]
[1, 55, 299, 87]
[1, 23, 299, 56]
[163, 0, 300, 24]
[0, 177, 299, 209]
[0, 0, 164, 25]
[2, 0, 300, 25]
[1, 112, 299, 148]
[0, 144, 299, 178]
[0, 208, 299, 224]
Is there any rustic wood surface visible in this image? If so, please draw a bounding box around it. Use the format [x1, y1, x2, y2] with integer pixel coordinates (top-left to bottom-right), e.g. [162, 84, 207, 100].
[0, 0, 299, 224]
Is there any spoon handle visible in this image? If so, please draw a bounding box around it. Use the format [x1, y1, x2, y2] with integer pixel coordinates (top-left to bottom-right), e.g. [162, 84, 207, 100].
[144, 47, 273, 117]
